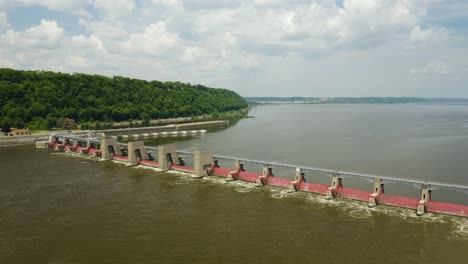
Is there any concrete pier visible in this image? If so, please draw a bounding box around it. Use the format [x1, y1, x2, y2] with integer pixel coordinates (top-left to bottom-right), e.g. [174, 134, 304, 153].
[288, 168, 304, 192]
[158, 145, 178, 170]
[417, 185, 431, 216]
[128, 141, 149, 166]
[255, 165, 272, 186]
[100, 138, 122, 160]
[193, 150, 213, 178]
[368, 177, 384, 208]
[226, 160, 243, 182]
[325, 173, 342, 199]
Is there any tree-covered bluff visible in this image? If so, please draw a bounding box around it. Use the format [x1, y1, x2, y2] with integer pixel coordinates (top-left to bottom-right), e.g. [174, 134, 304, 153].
[0, 68, 248, 130]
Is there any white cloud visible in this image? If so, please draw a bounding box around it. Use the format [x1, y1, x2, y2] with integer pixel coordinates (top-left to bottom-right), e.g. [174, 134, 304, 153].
[4, 0, 90, 17]
[180, 46, 206, 64]
[92, 0, 136, 19]
[190, 0, 422, 55]
[152, 0, 181, 6]
[0, 12, 10, 32]
[70, 34, 104, 51]
[78, 19, 128, 40]
[1, 19, 64, 49]
[123, 21, 180, 57]
[410, 25, 433, 42]
[410, 63, 450, 76]
[409, 25, 450, 47]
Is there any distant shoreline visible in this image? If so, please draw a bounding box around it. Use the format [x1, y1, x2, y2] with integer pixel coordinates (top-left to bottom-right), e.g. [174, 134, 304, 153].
[245, 97, 468, 105]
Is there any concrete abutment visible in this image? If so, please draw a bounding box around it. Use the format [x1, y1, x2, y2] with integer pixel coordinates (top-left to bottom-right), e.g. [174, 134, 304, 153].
[100, 137, 122, 160]
[368, 177, 384, 208]
[226, 160, 243, 182]
[158, 145, 179, 170]
[417, 185, 431, 216]
[288, 168, 304, 192]
[128, 141, 149, 166]
[326, 173, 342, 199]
[194, 149, 213, 178]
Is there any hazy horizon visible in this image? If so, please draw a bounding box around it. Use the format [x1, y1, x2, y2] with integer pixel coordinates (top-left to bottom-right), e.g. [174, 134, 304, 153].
[244, 96, 468, 100]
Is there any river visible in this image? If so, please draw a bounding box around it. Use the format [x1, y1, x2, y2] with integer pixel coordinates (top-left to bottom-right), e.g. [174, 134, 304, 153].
[1, 104, 467, 263]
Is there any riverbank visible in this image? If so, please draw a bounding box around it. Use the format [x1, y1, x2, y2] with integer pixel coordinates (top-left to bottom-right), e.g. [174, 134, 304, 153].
[79, 108, 249, 130]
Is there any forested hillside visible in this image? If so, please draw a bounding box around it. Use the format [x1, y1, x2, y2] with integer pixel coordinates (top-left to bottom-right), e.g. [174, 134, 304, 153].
[0, 68, 247, 130]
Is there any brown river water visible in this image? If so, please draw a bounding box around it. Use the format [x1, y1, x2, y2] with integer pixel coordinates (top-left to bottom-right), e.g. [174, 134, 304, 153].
[1, 104, 468, 263]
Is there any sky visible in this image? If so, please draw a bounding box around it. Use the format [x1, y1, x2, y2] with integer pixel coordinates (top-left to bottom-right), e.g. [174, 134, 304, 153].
[0, 0, 468, 98]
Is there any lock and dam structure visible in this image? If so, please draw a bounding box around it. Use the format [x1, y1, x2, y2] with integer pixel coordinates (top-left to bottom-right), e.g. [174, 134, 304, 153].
[0, 120, 228, 147]
[42, 133, 468, 218]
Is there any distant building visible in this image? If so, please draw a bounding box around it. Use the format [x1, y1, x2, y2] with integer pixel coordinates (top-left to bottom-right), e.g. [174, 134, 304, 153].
[8, 128, 31, 136]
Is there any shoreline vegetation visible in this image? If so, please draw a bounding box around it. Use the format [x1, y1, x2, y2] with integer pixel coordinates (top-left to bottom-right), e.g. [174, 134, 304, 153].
[81, 108, 249, 130]
[0, 108, 249, 136]
[0, 68, 248, 133]
[245, 97, 468, 105]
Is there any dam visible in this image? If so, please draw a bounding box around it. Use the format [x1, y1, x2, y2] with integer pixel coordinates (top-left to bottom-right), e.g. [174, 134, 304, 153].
[0, 120, 228, 147]
[3, 104, 468, 263]
[43, 133, 468, 218]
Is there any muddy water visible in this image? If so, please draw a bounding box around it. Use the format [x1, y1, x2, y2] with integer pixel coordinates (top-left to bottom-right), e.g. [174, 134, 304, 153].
[1, 104, 468, 263]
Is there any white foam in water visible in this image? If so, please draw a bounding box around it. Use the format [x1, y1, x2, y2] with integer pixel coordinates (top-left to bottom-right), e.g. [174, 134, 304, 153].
[201, 176, 226, 184]
[111, 160, 130, 166]
[315, 195, 374, 219]
[300, 191, 450, 223]
[449, 218, 468, 240]
[59, 151, 468, 238]
[269, 188, 295, 199]
[134, 166, 164, 172]
[224, 179, 258, 193]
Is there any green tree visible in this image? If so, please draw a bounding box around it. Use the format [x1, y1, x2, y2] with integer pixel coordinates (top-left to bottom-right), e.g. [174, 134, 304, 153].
[0, 68, 248, 128]
[46, 116, 57, 129]
[1, 117, 13, 134]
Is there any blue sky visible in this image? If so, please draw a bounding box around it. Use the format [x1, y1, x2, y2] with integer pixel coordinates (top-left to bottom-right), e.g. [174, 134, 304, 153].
[1, 0, 468, 98]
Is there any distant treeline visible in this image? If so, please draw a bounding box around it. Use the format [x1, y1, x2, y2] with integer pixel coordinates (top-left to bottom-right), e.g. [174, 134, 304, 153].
[245, 97, 468, 104]
[0, 68, 248, 131]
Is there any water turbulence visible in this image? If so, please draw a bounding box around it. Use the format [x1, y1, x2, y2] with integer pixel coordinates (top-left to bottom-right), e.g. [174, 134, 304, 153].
[43, 132, 468, 220]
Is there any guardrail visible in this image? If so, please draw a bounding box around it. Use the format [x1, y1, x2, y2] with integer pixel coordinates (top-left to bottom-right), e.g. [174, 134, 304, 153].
[212, 154, 468, 194]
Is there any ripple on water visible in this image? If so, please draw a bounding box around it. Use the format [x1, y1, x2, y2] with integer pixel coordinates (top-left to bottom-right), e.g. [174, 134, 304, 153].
[61, 152, 468, 239]
[147, 170, 468, 239]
